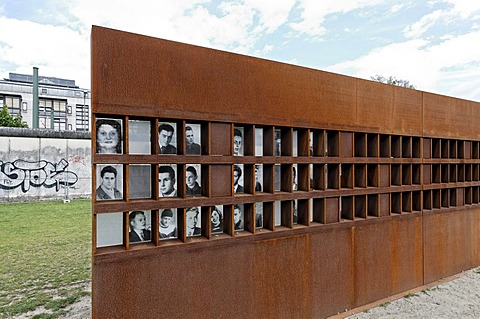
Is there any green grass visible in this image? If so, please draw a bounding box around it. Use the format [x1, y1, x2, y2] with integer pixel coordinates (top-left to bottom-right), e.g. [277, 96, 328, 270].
[404, 292, 417, 299]
[0, 200, 91, 318]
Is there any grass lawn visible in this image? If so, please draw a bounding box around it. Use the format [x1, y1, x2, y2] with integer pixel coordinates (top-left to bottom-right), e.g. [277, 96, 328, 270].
[0, 199, 91, 318]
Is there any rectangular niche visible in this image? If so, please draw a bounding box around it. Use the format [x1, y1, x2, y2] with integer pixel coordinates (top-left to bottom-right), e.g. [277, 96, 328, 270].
[96, 212, 123, 248]
[128, 119, 151, 154]
[129, 164, 152, 199]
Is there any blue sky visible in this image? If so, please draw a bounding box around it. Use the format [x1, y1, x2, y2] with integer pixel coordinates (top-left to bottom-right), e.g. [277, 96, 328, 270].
[1, 0, 479, 101]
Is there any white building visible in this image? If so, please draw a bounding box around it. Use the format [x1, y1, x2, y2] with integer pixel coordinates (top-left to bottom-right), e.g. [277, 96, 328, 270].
[0, 72, 90, 131]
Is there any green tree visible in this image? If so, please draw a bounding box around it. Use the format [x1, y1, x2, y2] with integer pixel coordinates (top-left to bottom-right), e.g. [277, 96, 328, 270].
[0, 105, 28, 128]
[371, 75, 416, 89]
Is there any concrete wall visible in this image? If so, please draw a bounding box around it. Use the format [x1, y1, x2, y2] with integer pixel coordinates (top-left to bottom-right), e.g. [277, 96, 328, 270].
[0, 127, 91, 202]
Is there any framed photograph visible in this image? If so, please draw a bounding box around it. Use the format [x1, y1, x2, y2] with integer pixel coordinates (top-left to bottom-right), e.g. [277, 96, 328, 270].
[158, 122, 177, 155]
[255, 202, 263, 229]
[274, 164, 281, 191]
[293, 130, 298, 157]
[211, 206, 223, 234]
[275, 129, 281, 156]
[95, 118, 122, 154]
[96, 212, 123, 248]
[255, 127, 263, 156]
[186, 207, 202, 237]
[233, 126, 244, 156]
[310, 131, 314, 156]
[234, 204, 244, 231]
[293, 200, 298, 224]
[186, 123, 201, 155]
[293, 164, 298, 191]
[255, 164, 263, 192]
[96, 164, 123, 201]
[129, 210, 152, 243]
[233, 164, 244, 194]
[159, 164, 177, 197]
[129, 164, 152, 199]
[129, 120, 151, 154]
[159, 208, 177, 240]
[186, 164, 202, 196]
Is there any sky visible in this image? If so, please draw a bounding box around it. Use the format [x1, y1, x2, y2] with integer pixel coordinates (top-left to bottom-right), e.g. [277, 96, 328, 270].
[0, 0, 479, 102]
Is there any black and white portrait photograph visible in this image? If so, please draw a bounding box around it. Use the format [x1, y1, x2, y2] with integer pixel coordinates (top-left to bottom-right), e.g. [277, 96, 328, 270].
[186, 164, 202, 196]
[129, 164, 151, 199]
[233, 164, 244, 194]
[293, 200, 298, 224]
[96, 164, 123, 200]
[293, 164, 298, 191]
[233, 126, 244, 156]
[186, 124, 201, 155]
[310, 131, 314, 156]
[275, 128, 281, 156]
[255, 164, 263, 192]
[96, 118, 122, 154]
[158, 122, 177, 154]
[159, 209, 177, 239]
[275, 201, 281, 226]
[186, 207, 202, 237]
[129, 120, 151, 154]
[129, 210, 151, 243]
[96, 212, 123, 248]
[234, 204, 244, 231]
[255, 127, 263, 156]
[159, 165, 177, 197]
[274, 164, 281, 191]
[211, 206, 223, 234]
[255, 202, 263, 229]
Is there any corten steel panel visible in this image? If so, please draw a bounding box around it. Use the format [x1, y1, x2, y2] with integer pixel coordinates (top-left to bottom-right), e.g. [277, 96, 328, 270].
[353, 215, 423, 307]
[423, 209, 474, 284]
[356, 80, 423, 136]
[93, 228, 355, 319]
[423, 93, 480, 140]
[91, 26, 357, 129]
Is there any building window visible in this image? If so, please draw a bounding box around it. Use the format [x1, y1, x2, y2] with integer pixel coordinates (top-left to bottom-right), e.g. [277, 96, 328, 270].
[76, 104, 89, 131]
[0, 95, 21, 115]
[39, 98, 67, 130]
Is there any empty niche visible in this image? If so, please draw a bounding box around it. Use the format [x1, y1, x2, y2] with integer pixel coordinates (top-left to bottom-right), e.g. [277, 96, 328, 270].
[128, 119, 151, 154]
[211, 206, 224, 234]
[234, 164, 245, 194]
[96, 164, 123, 201]
[255, 164, 263, 192]
[158, 121, 177, 155]
[159, 208, 178, 239]
[255, 203, 263, 229]
[185, 123, 201, 155]
[186, 206, 202, 237]
[274, 200, 281, 226]
[96, 212, 123, 248]
[255, 128, 263, 156]
[128, 210, 152, 244]
[159, 164, 178, 198]
[186, 164, 202, 196]
[96, 118, 123, 154]
[234, 204, 244, 231]
[234, 126, 244, 156]
[129, 164, 152, 199]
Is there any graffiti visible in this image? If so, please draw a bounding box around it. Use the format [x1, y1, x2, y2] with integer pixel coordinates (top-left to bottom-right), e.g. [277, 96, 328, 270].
[0, 158, 78, 192]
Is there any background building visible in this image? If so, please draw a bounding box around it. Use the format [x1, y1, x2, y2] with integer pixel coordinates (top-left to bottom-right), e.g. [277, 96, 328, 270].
[0, 72, 90, 131]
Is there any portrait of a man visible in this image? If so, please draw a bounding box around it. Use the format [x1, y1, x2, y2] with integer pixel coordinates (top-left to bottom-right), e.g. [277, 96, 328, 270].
[186, 207, 201, 237]
[233, 164, 244, 194]
[96, 165, 122, 200]
[159, 165, 177, 197]
[159, 209, 177, 239]
[186, 125, 201, 155]
[158, 123, 177, 154]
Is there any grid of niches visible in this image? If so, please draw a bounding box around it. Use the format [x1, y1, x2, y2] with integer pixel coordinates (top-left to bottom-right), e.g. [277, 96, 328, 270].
[422, 138, 480, 210]
[92, 115, 480, 254]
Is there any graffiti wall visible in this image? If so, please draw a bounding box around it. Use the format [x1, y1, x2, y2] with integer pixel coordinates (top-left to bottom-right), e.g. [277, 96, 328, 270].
[0, 132, 91, 202]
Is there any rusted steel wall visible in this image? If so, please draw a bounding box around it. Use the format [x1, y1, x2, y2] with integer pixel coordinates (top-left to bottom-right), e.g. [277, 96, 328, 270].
[91, 26, 480, 319]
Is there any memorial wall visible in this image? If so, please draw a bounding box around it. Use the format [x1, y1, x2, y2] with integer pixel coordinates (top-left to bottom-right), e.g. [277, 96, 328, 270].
[91, 26, 480, 318]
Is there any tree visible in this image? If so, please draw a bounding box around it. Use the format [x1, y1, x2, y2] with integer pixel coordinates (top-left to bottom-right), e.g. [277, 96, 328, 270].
[370, 75, 416, 89]
[0, 105, 28, 128]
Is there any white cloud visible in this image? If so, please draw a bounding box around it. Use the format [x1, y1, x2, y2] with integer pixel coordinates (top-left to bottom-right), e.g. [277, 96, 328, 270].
[403, 9, 445, 38]
[0, 17, 90, 88]
[327, 31, 480, 101]
[289, 0, 384, 37]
